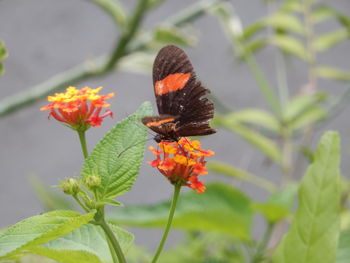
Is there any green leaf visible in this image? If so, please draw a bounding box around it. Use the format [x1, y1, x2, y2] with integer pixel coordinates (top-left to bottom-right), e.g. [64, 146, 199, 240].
[273, 131, 341, 263]
[337, 231, 350, 263]
[337, 14, 350, 33]
[159, 233, 243, 263]
[30, 176, 76, 211]
[253, 184, 297, 223]
[108, 183, 253, 240]
[118, 51, 155, 74]
[300, 146, 315, 163]
[280, 0, 302, 13]
[311, 6, 337, 24]
[316, 66, 350, 82]
[289, 107, 326, 131]
[209, 2, 243, 40]
[207, 160, 277, 192]
[269, 35, 308, 61]
[81, 102, 152, 200]
[127, 245, 151, 263]
[313, 29, 349, 52]
[146, 0, 165, 10]
[214, 114, 282, 164]
[283, 92, 326, 124]
[154, 26, 197, 46]
[0, 41, 8, 75]
[239, 39, 267, 57]
[30, 223, 133, 263]
[264, 13, 304, 34]
[0, 210, 96, 259]
[311, 5, 350, 35]
[96, 199, 123, 207]
[241, 21, 265, 40]
[319, 5, 350, 33]
[341, 210, 350, 230]
[0, 41, 7, 60]
[30, 248, 101, 263]
[12, 254, 56, 263]
[224, 108, 280, 133]
[92, 0, 127, 28]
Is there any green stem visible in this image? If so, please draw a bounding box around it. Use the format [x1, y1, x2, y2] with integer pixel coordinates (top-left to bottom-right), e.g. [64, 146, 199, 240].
[77, 130, 89, 159]
[251, 223, 274, 263]
[101, 0, 150, 73]
[293, 0, 318, 178]
[244, 54, 282, 119]
[151, 183, 181, 263]
[73, 195, 90, 213]
[95, 208, 126, 263]
[106, 237, 120, 263]
[281, 127, 293, 182]
[302, 0, 317, 91]
[101, 220, 125, 263]
[275, 53, 289, 111]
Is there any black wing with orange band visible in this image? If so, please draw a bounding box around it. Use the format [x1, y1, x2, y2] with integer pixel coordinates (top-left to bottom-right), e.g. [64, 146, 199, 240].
[143, 45, 216, 138]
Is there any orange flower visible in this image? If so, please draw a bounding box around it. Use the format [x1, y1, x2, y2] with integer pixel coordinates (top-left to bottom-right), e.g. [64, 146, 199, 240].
[148, 138, 214, 193]
[41, 86, 114, 131]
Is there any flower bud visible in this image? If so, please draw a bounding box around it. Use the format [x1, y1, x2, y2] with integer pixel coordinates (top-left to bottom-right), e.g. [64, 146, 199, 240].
[61, 178, 80, 195]
[85, 175, 101, 189]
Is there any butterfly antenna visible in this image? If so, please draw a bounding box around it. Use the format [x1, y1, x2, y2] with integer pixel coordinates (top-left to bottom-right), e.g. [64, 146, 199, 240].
[117, 137, 154, 158]
[133, 117, 158, 139]
[121, 110, 158, 139]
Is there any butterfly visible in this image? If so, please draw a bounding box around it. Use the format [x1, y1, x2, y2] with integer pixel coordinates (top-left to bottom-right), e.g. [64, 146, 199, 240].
[142, 45, 216, 142]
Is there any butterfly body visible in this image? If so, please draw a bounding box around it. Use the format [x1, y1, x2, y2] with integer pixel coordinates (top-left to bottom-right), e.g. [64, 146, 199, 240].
[142, 45, 216, 142]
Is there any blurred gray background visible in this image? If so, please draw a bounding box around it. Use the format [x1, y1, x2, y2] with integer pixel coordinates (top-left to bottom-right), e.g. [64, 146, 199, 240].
[0, 0, 350, 250]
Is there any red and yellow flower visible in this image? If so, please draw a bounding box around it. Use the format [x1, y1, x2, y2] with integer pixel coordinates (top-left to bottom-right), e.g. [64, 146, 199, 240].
[148, 138, 214, 193]
[40, 86, 114, 131]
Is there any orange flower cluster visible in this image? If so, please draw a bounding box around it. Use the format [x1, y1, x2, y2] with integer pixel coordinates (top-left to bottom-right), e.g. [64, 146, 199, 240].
[148, 138, 214, 193]
[41, 86, 114, 130]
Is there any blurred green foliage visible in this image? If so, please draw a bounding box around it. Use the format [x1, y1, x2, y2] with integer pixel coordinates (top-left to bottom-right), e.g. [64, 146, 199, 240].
[0, 41, 7, 75]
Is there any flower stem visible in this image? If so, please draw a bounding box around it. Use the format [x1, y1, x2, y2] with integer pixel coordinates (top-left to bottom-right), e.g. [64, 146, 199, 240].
[100, 220, 126, 263]
[73, 195, 90, 213]
[251, 223, 274, 263]
[106, 237, 120, 263]
[95, 207, 126, 263]
[77, 130, 88, 159]
[151, 183, 181, 263]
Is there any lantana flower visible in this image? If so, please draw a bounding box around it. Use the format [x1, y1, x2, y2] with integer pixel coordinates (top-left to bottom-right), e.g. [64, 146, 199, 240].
[148, 138, 215, 193]
[40, 86, 114, 131]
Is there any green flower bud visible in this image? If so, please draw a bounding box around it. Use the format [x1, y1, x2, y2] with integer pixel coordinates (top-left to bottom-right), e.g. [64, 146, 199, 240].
[85, 175, 101, 189]
[61, 178, 80, 195]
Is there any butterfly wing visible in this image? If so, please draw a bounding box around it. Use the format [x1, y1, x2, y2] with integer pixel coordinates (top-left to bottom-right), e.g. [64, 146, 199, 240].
[153, 45, 193, 115]
[152, 45, 216, 137]
[141, 115, 176, 136]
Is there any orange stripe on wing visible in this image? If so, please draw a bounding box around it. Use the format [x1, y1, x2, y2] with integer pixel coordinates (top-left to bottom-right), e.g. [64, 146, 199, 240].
[146, 118, 175, 127]
[154, 73, 191, 95]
